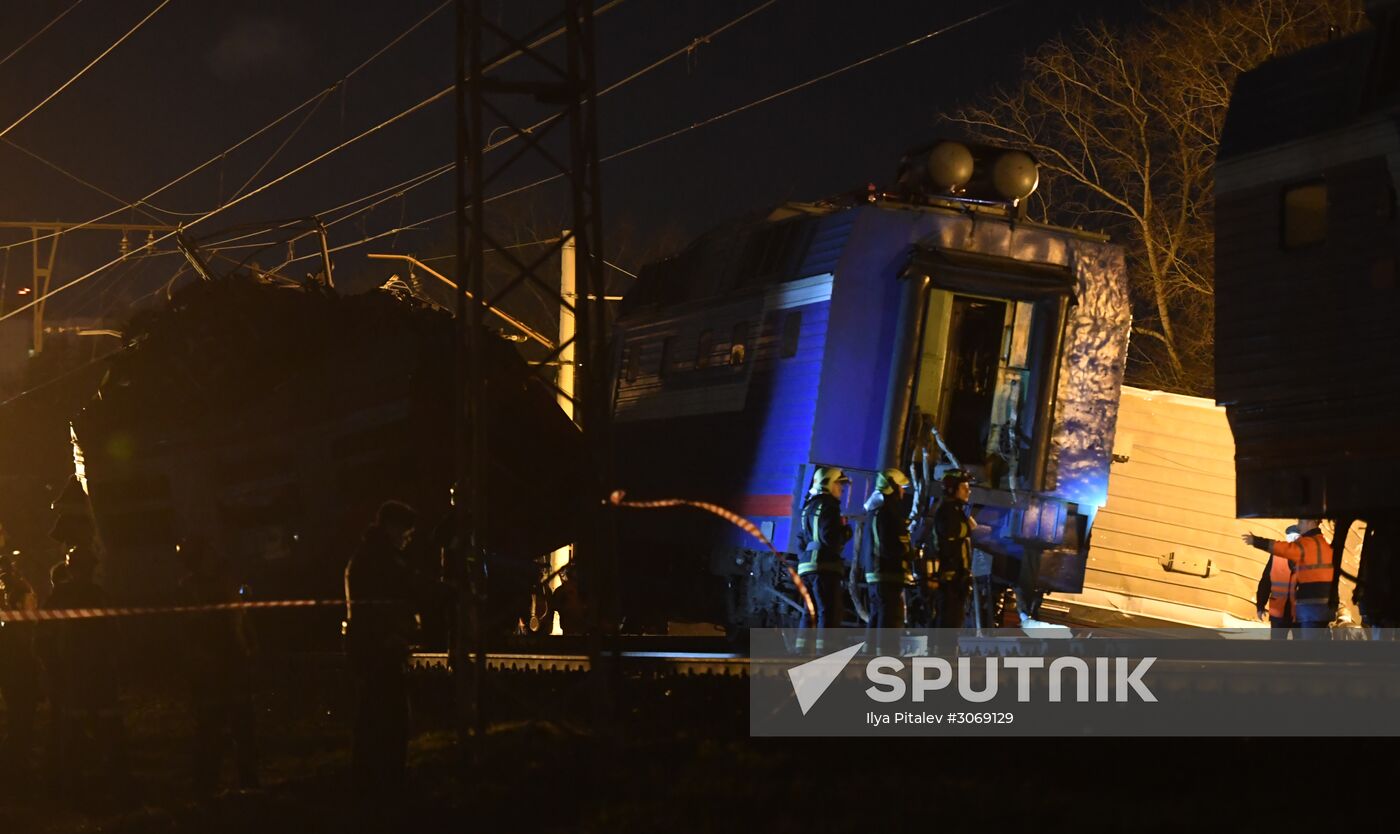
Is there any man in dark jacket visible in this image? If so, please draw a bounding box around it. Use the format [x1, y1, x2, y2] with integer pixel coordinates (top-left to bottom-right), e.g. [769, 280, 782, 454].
[863, 469, 911, 656]
[1255, 525, 1298, 638]
[344, 500, 423, 795]
[177, 537, 258, 792]
[793, 467, 851, 654]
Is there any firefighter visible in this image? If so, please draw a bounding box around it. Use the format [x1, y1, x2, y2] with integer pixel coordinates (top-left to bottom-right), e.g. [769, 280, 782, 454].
[934, 470, 975, 633]
[1254, 525, 1298, 638]
[344, 500, 425, 796]
[793, 467, 851, 654]
[0, 550, 39, 778]
[176, 537, 258, 793]
[862, 469, 912, 656]
[1243, 518, 1334, 638]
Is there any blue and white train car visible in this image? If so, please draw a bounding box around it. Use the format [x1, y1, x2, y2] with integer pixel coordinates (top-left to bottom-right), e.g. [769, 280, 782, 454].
[609, 142, 1131, 632]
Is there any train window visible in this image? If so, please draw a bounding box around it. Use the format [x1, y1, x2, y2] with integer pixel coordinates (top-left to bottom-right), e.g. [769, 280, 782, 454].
[696, 330, 714, 368]
[1282, 181, 1327, 249]
[729, 321, 750, 367]
[780, 311, 802, 358]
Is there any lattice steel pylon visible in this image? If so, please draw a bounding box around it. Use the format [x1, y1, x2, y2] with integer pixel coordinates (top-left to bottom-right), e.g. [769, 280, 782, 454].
[452, 0, 614, 749]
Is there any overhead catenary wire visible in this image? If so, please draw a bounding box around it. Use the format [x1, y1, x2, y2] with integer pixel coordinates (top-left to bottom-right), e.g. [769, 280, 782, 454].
[0, 0, 458, 248]
[0, 0, 632, 322]
[1, 137, 174, 229]
[281, 2, 1016, 267]
[227, 0, 740, 260]
[0, 0, 173, 142]
[271, 0, 785, 266]
[222, 88, 333, 206]
[0, 0, 84, 69]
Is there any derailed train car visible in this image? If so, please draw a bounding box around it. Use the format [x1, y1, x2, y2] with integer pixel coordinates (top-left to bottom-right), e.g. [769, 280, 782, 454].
[610, 141, 1131, 632]
[66, 270, 593, 646]
[1215, 0, 1400, 625]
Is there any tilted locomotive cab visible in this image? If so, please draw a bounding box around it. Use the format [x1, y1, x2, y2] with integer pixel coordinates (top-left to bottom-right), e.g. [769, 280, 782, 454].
[611, 140, 1130, 632]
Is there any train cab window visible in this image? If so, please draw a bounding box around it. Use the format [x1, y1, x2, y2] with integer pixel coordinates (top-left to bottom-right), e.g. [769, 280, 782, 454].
[780, 311, 802, 358]
[1282, 181, 1327, 249]
[729, 321, 750, 367]
[696, 330, 715, 368]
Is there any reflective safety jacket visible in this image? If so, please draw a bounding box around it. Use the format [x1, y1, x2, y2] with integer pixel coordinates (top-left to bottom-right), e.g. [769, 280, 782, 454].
[1255, 529, 1333, 624]
[1255, 554, 1295, 620]
[864, 492, 912, 585]
[794, 492, 849, 576]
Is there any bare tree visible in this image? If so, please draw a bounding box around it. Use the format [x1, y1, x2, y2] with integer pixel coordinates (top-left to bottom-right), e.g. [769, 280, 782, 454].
[947, 0, 1364, 395]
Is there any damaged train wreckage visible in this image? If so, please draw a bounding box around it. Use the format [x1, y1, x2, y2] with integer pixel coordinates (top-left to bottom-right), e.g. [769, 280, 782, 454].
[56, 138, 1131, 640]
[610, 139, 1130, 633]
[63, 225, 595, 645]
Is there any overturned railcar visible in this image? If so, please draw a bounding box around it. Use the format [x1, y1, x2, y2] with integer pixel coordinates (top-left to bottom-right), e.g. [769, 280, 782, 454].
[68, 274, 592, 643]
[610, 141, 1130, 631]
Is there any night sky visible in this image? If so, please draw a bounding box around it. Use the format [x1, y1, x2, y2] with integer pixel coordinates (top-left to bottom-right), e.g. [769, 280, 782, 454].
[0, 0, 1157, 319]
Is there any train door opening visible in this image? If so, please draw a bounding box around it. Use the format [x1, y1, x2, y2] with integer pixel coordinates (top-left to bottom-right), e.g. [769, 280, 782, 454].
[907, 288, 1050, 491]
[938, 297, 1005, 466]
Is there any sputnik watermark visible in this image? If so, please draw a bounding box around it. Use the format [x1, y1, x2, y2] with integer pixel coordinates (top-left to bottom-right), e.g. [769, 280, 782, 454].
[749, 628, 1400, 737]
[863, 655, 1157, 704]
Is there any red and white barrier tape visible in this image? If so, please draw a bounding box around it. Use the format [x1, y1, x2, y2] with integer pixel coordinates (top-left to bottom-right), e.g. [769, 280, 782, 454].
[2, 494, 817, 623]
[606, 490, 816, 619]
[0, 598, 343, 623]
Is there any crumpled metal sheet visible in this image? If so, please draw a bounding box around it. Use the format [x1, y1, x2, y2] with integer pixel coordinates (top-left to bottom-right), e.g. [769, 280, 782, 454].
[1046, 244, 1131, 507]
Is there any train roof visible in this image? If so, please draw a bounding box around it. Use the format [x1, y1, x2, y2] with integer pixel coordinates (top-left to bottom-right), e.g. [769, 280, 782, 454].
[618, 197, 1108, 319]
[1220, 12, 1399, 162]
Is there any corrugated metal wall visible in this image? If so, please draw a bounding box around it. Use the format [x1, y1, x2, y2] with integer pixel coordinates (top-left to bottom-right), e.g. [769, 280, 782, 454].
[1060, 386, 1361, 628]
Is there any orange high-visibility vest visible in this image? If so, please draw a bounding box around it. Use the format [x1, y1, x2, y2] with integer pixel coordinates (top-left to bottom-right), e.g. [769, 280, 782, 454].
[1271, 531, 1334, 623]
[1267, 555, 1295, 620]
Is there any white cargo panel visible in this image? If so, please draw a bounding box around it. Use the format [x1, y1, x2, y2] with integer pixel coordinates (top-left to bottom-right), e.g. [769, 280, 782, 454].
[1055, 386, 1361, 629]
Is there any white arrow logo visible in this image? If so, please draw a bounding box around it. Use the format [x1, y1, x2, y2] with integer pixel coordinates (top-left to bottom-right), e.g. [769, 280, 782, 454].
[787, 642, 864, 715]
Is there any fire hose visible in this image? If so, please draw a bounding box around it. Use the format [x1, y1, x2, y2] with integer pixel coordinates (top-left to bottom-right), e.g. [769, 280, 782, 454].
[606, 490, 817, 620]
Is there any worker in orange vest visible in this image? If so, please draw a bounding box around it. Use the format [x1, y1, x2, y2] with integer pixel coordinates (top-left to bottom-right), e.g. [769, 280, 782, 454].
[1243, 518, 1334, 639]
[1254, 525, 1298, 638]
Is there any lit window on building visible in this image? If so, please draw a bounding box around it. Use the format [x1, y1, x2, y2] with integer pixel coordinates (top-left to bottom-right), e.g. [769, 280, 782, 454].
[1281, 181, 1326, 248]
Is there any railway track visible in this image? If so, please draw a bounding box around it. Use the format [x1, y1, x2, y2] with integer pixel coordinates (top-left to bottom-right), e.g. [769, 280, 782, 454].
[409, 650, 750, 677]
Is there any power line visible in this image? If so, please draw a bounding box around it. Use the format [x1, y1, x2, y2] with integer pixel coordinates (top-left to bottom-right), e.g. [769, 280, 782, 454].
[602, 259, 637, 279]
[2, 138, 135, 211]
[0, 0, 173, 142]
[221, 0, 669, 259]
[272, 0, 782, 265]
[0, 0, 456, 249]
[419, 239, 561, 261]
[594, 2, 1017, 163]
[0, 0, 632, 324]
[223, 88, 333, 206]
[0, 0, 84, 70]
[180, 0, 630, 243]
[288, 1, 1016, 267]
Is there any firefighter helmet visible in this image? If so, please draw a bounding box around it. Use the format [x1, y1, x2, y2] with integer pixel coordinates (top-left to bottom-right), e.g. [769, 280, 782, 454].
[810, 466, 852, 495]
[875, 468, 911, 494]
